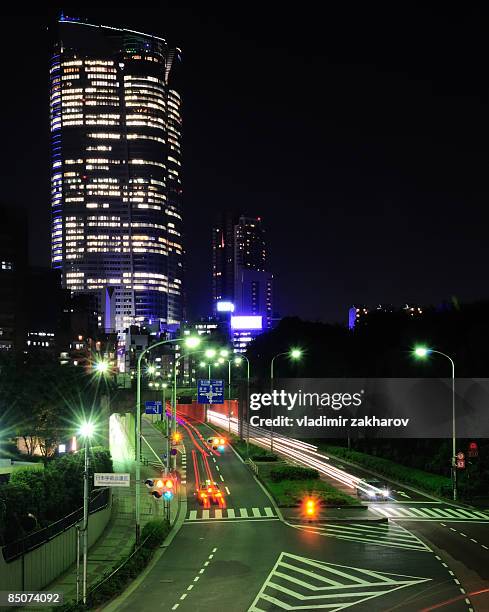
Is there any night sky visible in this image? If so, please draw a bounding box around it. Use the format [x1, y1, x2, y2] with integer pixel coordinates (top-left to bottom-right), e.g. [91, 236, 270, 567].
[2, 5, 488, 323]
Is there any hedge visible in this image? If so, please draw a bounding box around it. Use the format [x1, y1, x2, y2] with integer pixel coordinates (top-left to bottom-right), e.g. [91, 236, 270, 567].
[269, 465, 319, 482]
[0, 448, 113, 545]
[321, 445, 452, 497]
[265, 478, 358, 507]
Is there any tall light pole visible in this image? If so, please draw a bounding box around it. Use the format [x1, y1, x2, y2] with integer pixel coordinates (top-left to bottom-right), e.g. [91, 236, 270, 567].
[235, 355, 251, 447]
[413, 346, 457, 501]
[135, 335, 200, 545]
[78, 421, 95, 606]
[270, 349, 302, 452]
[172, 343, 202, 469]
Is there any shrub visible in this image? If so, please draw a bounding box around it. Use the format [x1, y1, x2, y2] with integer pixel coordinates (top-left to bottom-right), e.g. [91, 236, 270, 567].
[269, 465, 319, 482]
[142, 519, 171, 549]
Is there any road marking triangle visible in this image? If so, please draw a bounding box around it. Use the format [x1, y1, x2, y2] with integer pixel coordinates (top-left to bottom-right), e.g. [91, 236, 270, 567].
[249, 552, 431, 612]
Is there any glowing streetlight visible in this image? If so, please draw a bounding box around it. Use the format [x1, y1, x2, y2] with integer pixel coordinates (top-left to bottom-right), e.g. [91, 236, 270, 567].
[412, 345, 457, 501]
[185, 336, 201, 349]
[269, 348, 304, 451]
[218, 357, 225, 364]
[147, 365, 156, 375]
[79, 421, 95, 439]
[220, 349, 229, 358]
[414, 346, 430, 358]
[205, 348, 217, 359]
[93, 360, 109, 374]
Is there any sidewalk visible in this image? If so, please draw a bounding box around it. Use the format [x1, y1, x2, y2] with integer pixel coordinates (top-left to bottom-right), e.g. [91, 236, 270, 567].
[35, 417, 174, 607]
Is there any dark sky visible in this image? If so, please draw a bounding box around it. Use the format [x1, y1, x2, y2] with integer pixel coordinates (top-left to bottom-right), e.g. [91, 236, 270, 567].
[2, 5, 489, 323]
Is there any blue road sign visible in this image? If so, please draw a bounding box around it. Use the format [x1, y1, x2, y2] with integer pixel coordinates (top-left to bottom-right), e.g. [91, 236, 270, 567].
[197, 379, 224, 404]
[145, 400, 163, 415]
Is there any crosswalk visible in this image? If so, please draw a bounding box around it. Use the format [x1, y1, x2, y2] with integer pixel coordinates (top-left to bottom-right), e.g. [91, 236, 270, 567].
[248, 552, 431, 612]
[186, 506, 278, 522]
[295, 520, 431, 552]
[372, 505, 489, 522]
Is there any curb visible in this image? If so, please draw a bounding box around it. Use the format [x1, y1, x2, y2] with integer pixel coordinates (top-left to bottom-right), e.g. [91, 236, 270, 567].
[101, 438, 188, 611]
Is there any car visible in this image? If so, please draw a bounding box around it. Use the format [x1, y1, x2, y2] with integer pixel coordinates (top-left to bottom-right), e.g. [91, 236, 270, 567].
[206, 436, 226, 453]
[197, 480, 224, 505]
[356, 478, 390, 501]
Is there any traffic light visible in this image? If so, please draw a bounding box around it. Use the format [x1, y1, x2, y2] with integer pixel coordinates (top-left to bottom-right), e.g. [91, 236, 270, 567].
[304, 498, 318, 518]
[171, 431, 182, 445]
[145, 477, 175, 501]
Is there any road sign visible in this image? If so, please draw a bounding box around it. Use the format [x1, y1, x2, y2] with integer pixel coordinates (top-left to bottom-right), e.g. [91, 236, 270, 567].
[145, 400, 163, 415]
[197, 379, 224, 404]
[456, 452, 465, 460]
[94, 473, 130, 487]
[456, 459, 465, 469]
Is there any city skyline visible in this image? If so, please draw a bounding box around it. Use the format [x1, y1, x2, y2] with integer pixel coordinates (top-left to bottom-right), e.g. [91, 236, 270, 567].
[1, 6, 489, 323]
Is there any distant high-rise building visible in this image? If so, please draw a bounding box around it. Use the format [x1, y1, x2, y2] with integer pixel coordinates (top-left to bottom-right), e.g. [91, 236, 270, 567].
[51, 16, 184, 334]
[0, 205, 28, 351]
[212, 214, 273, 351]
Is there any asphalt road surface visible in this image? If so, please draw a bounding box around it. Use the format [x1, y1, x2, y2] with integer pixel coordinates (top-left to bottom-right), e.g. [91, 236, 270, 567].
[110, 418, 487, 612]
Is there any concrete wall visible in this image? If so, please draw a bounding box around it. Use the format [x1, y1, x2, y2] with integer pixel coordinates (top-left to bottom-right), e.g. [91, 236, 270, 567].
[0, 494, 112, 592]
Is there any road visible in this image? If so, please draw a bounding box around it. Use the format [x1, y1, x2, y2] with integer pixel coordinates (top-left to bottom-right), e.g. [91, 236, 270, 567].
[108, 415, 483, 612]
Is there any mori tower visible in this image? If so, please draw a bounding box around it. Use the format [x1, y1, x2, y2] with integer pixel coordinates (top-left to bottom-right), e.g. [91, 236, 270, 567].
[50, 17, 183, 332]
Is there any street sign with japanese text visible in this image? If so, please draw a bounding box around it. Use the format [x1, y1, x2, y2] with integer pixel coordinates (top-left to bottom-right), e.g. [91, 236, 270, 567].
[94, 473, 130, 487]
[145, 401, 163, 414]
[197, 379, 224, 404]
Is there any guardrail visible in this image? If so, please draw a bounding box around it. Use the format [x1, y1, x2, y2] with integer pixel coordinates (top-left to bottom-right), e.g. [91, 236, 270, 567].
[2, 487, 110, 562]
[246, 458, 258, 475]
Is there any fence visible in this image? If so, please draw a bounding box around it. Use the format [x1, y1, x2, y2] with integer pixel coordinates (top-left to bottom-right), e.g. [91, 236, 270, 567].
[2, 488, 110, 562]
[0, 489, 112, 592]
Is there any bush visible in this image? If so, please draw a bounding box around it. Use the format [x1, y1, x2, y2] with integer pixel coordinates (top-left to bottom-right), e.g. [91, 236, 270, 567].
[251, 453, 278, 462]
[270, 465, 319, 482]
[142, 519, 171, 549]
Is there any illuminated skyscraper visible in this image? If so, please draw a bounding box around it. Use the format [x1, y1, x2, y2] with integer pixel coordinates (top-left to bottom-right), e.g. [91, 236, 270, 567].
[51, 17, 183, 333]
[212, 214, 272, 351]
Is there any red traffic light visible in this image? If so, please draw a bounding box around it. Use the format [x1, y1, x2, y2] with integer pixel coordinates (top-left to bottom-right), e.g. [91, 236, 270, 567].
[304, 498, 318, 517]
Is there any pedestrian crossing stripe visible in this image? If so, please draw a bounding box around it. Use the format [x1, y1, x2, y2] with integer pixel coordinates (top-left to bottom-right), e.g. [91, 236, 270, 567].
[185, 507, 277, 521]
[372, 505, 489, 522]
[248, 552, 431, 612]
[295, 521, 431, 552]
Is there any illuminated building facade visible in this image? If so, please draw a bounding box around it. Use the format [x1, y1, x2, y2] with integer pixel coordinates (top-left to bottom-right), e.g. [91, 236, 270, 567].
[212, 214, 272, 329]
[51, 17, 183, 333]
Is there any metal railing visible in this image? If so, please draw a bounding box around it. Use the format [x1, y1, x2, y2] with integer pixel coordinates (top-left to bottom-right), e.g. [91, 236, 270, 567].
[2, 488, 110, 562]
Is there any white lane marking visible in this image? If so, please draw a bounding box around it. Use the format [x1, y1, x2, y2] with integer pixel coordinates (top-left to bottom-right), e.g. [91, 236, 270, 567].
[215, 465, 220, 471]
[214, 509, 223, 519]
[252, 507, 261, 518]
[202, 509, 210, 519]
[239, 508, 249, 518]
[189, 510, 197, 520]
[212, 547, 218, 552]
[187, 585, 193, 591]
[180, 594, 187, 600]
[172, 605, 179, 610]
[225, 486, 231, 495]
[220, 474, 225, 481]
[227, 508, 235, 518]
[264, 507, 274, 517]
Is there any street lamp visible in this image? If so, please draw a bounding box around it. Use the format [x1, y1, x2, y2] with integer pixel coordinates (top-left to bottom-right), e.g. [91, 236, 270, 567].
[234, 355, 251, 447]
[78, 420, 95, 605]
[269, 348, 303, 451]
[413, 345, 457, 501]
[93, 359, 109, 375]
[135, 334, 200, 544]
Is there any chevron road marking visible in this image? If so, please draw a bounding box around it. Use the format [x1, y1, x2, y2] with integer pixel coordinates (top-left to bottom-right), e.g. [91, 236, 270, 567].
[248, 552, 431, 611]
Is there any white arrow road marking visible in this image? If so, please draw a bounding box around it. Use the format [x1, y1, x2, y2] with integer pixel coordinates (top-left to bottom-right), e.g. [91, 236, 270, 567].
[248, 552, 431, 612]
